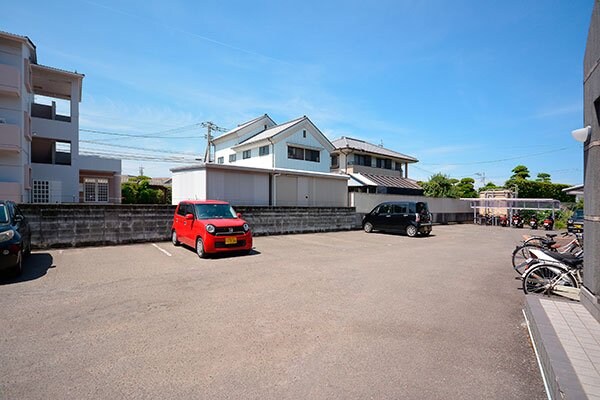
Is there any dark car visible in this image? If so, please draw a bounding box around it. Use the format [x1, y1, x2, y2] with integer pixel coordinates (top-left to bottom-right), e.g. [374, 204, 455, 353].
[0, 200, 31, 276]
[567, 209, 584, 233]
[362, 201, 433, 237]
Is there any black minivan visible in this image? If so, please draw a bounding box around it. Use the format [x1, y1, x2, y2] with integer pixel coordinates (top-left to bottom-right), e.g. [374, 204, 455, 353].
[362, 201, 432, 237]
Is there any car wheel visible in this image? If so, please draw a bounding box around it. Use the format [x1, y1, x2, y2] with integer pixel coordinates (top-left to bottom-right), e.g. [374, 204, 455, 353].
[12, 250, 23, 277]
[406, 225, 418, 237]
[196, 237, 206, 258]
[171, 230, 180, 246]
[24, 236, 32, 257]
[363, 222, 374, 233]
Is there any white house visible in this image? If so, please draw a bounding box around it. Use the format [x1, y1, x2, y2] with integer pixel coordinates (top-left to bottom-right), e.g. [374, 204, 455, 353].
[171, 114, 348, 207]
[212, 114, 334, 173]
[0, 31, 121, 203]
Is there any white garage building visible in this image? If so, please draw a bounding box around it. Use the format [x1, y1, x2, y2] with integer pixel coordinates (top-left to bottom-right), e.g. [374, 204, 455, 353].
[171, 163, 348, 207]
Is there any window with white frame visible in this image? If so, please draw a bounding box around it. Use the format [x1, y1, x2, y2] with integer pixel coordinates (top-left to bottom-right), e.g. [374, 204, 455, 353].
[229, 154, 236, 162]
[243, 150, 251, 159]
[217, 157, 224, 164]
[84, 178, 109, 203]
[32, 180, 50, 203]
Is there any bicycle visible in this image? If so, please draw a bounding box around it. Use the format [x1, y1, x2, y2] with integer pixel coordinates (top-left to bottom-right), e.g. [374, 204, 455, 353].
[512, 232, 583, 275]
[522, 252, 583, 301]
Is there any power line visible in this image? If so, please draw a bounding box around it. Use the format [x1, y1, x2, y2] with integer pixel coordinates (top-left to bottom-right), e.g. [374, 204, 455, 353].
[80, 122, 205, 139]
[80, 140, 200, 156]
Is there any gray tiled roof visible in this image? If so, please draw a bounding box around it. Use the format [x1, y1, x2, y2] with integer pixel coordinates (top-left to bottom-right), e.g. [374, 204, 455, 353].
[238, 116, 305, 146]
[332, 136, 418, 162]
[213, 114, 271, 142]
[354, 173, 423, 190]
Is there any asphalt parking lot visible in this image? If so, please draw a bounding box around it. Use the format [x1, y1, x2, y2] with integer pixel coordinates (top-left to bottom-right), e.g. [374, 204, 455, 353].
[0, 225, 545, 399]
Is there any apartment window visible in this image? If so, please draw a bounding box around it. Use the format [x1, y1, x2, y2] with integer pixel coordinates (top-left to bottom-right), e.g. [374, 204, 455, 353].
[259, 145, 269, 156]
[288, 146, 304, 160]
[331, 155, 339, 168]
[229, 154, 236, 162]
[84, 178, 109, 203]
[32, 180, 50, 203]
[217, 157, 224, 164]
[287, 146, 320, 163]
[243, 150, 251, 159]
[354, 154, 372, 166]
[305, 149, 320, 162]
[376, 158, 392, 169]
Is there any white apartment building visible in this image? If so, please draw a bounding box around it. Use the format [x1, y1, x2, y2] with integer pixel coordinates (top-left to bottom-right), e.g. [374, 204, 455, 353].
[0, 31, 121, 203]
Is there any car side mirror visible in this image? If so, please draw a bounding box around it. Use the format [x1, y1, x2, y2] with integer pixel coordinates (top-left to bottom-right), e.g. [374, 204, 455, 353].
[237, 213, 242, 218]
[185, 213, 194, 220]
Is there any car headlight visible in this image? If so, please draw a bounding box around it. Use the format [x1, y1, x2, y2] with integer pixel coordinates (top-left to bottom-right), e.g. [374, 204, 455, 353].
[243, 223, 249, 232]
[206, 224, 216, 234]
[0, 230, 15, 243]
[568, 219, 573, 224]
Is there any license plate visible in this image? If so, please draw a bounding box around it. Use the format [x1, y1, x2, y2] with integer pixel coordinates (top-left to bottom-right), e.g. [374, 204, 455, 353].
[225, 237, 237, 245]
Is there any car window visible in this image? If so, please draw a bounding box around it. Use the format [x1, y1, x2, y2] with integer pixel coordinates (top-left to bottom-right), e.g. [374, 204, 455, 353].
[379, 204, 393, 215]
[177, 203, 187, 216]
[0, 205, 8, 224]
[393, 204, 408, 214]
[13, 205, 24, 219]
[195, 204, 236, 219]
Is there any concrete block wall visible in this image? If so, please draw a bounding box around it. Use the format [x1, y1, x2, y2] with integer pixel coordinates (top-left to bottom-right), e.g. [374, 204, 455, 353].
[20, 204, 357, 249]
[20, 204, 176, 249]
[235, 206, 356, 236]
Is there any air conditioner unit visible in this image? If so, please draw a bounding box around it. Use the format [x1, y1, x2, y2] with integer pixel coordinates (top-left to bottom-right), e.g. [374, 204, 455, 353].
[0, 118, 6, 124]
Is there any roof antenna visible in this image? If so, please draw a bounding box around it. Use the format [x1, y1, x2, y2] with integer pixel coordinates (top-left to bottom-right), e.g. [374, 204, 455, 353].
[379, 140, 384, 147]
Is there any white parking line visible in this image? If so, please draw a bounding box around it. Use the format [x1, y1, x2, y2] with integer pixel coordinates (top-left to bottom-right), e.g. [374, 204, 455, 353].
[151, 243, 172, 257]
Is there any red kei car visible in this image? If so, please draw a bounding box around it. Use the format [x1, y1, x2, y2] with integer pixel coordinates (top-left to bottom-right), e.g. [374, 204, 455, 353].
[171, 200, 253, 258]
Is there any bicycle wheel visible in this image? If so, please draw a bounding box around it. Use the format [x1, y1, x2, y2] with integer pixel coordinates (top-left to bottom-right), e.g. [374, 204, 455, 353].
[512, 244, 541, 274]
[522, 264, 577, 294]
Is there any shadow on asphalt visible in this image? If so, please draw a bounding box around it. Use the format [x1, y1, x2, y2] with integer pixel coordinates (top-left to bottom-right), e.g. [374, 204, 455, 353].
[373, 231, 437, 238]
[180, 245, 261, 259]
[0, 253, 55, 285]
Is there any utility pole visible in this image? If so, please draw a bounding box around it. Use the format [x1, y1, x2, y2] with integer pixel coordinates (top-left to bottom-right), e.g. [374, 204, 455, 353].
[139, 166, 144, 177]
[475, 172, 486, 187]
[201, 122, 227, 163]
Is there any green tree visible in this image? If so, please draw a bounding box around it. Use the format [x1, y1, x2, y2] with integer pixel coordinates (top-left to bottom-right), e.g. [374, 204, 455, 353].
[478, 181, 502, 193]
[510, 165, 530, 180]
[455, 177, 478, 198]
[422, 173, 459, 198]
[535, 172, 552, 183]
[121, 175, 163, 204]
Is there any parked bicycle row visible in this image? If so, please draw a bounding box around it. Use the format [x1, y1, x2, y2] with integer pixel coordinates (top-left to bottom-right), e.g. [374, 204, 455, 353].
[510, 231, 584, 300]
[477, 213, 555, 230]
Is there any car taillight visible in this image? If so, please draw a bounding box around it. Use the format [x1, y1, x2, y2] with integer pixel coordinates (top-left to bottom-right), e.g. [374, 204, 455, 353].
[415, 213, 420, 223]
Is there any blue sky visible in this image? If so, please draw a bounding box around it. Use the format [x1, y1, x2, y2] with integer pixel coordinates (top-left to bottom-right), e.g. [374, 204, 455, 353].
[4, 0, 594, 185]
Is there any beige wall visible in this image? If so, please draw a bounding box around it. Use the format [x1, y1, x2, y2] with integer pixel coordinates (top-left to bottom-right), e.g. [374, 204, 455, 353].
[350, 192, 472, 214]
[206, 169, 270, 206]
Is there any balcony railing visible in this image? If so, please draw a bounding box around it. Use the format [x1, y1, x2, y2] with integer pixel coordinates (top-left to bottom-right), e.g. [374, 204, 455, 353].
[0, 64, 20, 97]
[31, 103, 71, 122]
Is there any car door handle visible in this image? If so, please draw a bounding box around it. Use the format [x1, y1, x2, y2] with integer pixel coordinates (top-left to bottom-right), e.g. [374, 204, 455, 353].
[386, 215, 391, 218]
